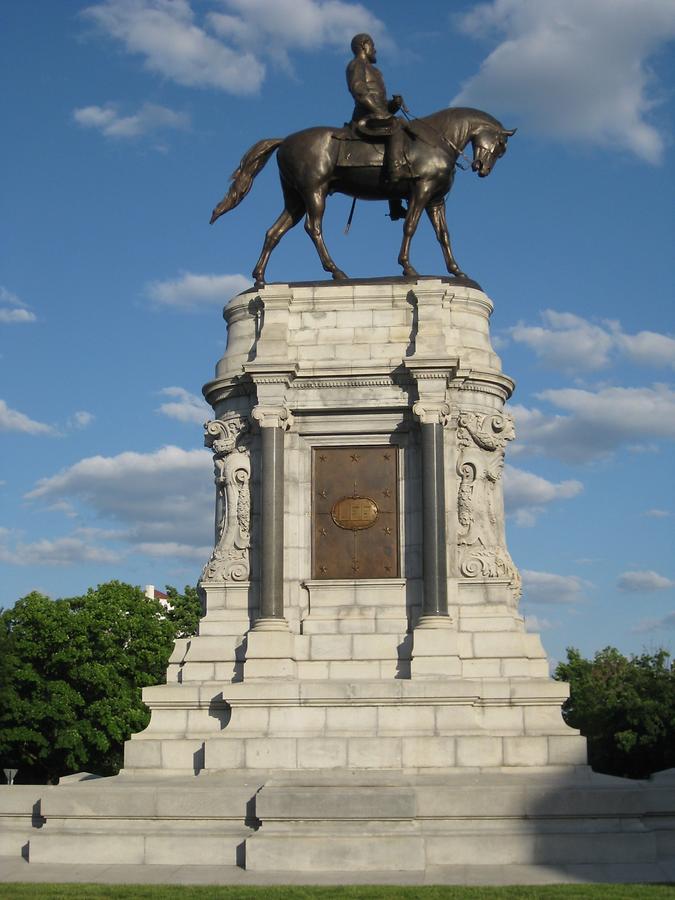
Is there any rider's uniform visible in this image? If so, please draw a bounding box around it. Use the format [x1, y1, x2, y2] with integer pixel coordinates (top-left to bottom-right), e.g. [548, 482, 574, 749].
[346, 57, 406, 178]
[346, 57, 393, 122]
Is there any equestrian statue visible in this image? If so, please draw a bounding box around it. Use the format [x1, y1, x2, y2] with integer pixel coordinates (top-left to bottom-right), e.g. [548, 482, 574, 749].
[210, 33, 515, 287]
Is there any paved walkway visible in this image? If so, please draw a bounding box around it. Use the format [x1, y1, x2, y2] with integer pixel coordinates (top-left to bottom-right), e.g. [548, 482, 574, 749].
[1, 858, 673, 886]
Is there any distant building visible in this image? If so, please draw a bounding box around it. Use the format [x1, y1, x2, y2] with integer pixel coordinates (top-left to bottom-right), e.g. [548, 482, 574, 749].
[144, 584, 173, 612]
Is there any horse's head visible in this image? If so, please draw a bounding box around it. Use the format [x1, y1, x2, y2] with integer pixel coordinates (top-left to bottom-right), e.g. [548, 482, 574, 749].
[470, 126, 516, 177]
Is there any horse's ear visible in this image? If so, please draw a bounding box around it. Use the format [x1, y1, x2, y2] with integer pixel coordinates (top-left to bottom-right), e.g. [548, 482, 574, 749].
[502, 128, 517, 137]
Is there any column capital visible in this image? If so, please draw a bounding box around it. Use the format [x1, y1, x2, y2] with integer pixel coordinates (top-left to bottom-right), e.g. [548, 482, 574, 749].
[251, 405, 293, 430]
[412, 400, 450, 426]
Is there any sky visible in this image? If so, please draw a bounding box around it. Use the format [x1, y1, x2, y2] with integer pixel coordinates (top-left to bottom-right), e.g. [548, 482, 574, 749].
[1, 0, 674, 666]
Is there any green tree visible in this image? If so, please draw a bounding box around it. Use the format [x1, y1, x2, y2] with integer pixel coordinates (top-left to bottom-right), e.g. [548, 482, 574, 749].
[164, 584, 202, 638]
[555, 646, 675, 779]
[0, 581, 183, 783]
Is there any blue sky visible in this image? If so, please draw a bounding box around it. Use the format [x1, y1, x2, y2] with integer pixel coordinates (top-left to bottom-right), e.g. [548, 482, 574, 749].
[1, 0, 674, 665]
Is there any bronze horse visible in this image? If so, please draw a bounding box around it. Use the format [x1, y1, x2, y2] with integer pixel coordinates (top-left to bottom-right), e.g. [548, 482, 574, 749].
[210, 107, 515, 287]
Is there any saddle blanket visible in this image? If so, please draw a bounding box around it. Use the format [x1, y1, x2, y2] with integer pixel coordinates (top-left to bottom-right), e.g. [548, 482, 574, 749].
[334, 135, 385, 168]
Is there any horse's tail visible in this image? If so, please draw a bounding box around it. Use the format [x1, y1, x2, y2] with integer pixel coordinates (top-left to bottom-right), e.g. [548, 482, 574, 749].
[210, 138, 284, 224]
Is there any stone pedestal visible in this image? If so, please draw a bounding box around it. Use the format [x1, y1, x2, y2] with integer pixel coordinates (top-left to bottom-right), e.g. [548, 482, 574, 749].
[121, 277, 576, 777]
[5, 278, 674, 880]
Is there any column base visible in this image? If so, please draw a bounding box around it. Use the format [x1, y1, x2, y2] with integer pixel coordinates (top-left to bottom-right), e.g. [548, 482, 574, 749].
[411, 625, 461, 679]
[416, 614, 454, 629]
[251, 616, 290, 632]
[245, 627, 297, 680]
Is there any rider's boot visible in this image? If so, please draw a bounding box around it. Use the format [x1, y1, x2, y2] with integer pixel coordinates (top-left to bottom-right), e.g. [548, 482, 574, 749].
[388, 199, 407, 221]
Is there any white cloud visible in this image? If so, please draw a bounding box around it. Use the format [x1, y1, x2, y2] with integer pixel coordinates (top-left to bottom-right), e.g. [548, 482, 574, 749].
[73, 102, 189, 139]
[618, 569, 675, 592]
[504, 464, 582, 525]
[157, 387, 209, 424]
[511, 383, 675, 463]
[83, 0, 387, 93]
[642, 508, 672, 518]
[208, 0, 388, 69]
[452, 0, 675, 163]
[68, 411, 95, 430]
[26, 445, 213, 551]
[135, 540, 210, 560]
[0, 534, 120, 567]
[633, 610, 675, 633]
[508, 311, 614, 372]
[0, 286, 36, 324]
[0, 309, 36, 325]
[0, 399, 55, 436]
[146, 271, 250, 311]
[83, 0, 266, 94]
[521, 569, 588, 604]
[524, 614, 554, 632]
[507, 310, 675, 373]
[615, 329, 675, 369]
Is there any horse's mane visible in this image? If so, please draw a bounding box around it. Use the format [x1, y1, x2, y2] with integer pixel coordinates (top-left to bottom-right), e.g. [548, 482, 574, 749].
[423, 106, 504, 131]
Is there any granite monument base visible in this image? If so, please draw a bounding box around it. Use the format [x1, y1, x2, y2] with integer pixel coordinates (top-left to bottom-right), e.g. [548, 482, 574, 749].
[2, 279, 673, 879]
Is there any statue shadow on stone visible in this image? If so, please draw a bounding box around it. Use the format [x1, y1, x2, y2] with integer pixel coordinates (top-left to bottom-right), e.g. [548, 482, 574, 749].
[210, 107, 515, 288]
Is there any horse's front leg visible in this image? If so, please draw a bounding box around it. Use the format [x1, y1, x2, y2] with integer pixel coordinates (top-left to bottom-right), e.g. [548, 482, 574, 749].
[304, 187, 347, 280]
[398, 184, 433, 278]
[425, 200, 467, 278]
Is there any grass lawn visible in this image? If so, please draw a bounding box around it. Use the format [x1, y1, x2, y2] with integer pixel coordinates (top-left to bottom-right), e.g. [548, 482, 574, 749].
[0, 886, 674, 899]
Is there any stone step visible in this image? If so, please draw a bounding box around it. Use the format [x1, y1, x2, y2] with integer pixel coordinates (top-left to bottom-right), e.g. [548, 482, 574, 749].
[24, 776, 262, 865]
[29, 825, 251, 865]
[244, 825, 658, 872]
[246, 827, 426, 872]
[243, 770, 670, 871]
[141, 676, 571, 705]
[199, 734, 587, 772]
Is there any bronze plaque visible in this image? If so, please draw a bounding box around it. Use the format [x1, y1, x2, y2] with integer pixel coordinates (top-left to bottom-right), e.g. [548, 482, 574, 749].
[313, 446, 399, 579]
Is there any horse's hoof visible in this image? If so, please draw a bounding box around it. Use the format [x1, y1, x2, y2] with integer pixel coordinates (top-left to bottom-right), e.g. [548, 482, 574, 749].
[253, 275, 265, 289]
[401, 266, 419, 278]
[332, 270, 348, 281]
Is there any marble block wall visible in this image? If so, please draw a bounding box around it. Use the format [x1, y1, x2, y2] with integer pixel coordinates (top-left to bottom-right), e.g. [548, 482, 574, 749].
[199, 278, 526, 655]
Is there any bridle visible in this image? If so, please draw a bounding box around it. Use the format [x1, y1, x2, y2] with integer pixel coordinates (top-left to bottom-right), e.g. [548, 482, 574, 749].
[401, 106, 473, 171]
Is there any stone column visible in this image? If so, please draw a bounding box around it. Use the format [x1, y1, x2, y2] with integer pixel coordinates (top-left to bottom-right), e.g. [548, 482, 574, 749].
[245, 404, 296, 679]
[250, 405, 291, 631]
[412, 401, 453, 629]
[410, 398, 460, 678]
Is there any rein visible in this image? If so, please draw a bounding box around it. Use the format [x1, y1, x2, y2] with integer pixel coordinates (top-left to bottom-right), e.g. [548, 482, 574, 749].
[342, 106, 473, 234]
[401, 106, 472, 171]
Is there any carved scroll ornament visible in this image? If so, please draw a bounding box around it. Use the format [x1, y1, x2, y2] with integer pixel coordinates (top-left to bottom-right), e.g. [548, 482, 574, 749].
[456, 411, 521, 601]
[201, 417, 251, 582]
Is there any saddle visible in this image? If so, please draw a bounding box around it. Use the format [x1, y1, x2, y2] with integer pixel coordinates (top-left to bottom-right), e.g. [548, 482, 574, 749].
[333, 131, 385, 168]
[332, 119, 429, 170]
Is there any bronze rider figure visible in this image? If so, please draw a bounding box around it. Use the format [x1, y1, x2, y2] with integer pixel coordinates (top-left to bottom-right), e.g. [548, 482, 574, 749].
[346, 33, 407, 221]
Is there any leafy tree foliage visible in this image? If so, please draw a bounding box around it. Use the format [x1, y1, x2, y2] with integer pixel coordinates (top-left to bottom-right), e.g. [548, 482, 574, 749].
[164, 584, 202, 638]
[0, 581, 201, 783]
[555, 646, 675, 779]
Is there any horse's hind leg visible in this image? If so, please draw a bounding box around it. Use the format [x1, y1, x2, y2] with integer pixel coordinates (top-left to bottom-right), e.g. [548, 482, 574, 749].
[303, 188, 347, 280]
[425, 200, 466, 278]
[398, 183, 434, 278]
[252, 182, 304, 287]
